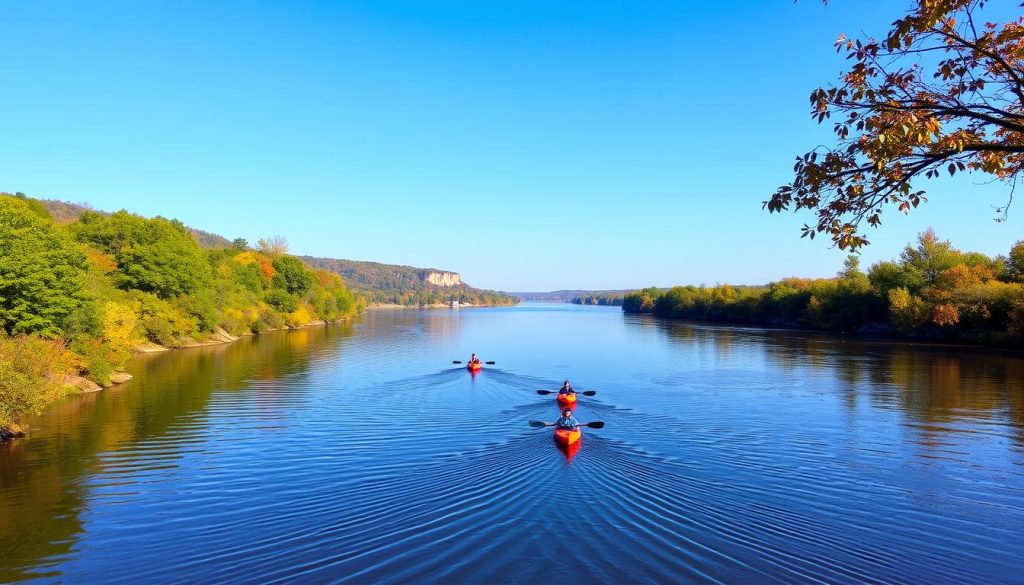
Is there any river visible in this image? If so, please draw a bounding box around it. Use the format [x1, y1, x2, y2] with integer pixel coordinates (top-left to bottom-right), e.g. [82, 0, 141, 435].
[2, 303, 1023, 583]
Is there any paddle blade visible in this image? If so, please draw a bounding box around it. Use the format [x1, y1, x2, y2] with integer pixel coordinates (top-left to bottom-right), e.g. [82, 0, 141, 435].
[485, 361, 496, 365]
[528, 420, 548, 428]
[584, 421, 605, 429]
[452, 360, 463, 364]
[536, 390, 554, 395]
[581, 390, 597, 396]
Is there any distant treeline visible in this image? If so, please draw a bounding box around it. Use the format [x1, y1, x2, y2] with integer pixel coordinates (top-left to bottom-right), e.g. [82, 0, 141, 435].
[623, 230, 1024, 346]
[359, 288, 519, 307]
[1, 193, 361, 435]
[514, 289, 636, 302]
[571, 294, 625, 306]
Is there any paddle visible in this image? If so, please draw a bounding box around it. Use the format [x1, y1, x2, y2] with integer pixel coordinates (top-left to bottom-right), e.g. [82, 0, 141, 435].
[529, 420, 604, 429]
[536, 389, 596, 396]
[452, 360, 497, 365]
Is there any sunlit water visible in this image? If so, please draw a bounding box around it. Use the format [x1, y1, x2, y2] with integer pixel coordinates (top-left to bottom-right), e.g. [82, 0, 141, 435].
[2, 303, 1023, 583]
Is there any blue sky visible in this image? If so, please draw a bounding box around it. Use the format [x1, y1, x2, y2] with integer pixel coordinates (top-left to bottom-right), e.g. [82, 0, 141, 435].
[2, 1, 1021, 291]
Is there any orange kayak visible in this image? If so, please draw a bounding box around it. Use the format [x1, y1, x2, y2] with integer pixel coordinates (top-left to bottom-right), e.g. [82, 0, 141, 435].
[554, 427, 581, 446]
[467, 362, 482, 371]
[556, 392, 577, 406]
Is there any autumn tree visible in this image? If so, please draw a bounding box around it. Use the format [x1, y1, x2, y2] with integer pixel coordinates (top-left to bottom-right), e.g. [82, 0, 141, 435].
[766, 0, 1024, 250]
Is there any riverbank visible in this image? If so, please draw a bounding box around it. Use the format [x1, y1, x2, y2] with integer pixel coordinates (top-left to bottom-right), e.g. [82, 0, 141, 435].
[0, 316, 356, 442]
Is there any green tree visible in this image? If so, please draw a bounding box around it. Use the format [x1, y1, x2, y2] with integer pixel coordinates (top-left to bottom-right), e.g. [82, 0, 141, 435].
[265, 289, 299, 313]
[1008, 240, 1024, 283]
[272, 256, 313, 295]
[72, 211, 213, 299]
[899, 229, 963, 287]
[0, 195, 91, 336]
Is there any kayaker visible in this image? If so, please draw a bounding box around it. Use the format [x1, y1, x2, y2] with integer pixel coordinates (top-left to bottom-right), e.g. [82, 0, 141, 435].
[469, 353, 480, 365]
[555, 409, 580, 431]
[557, 380, 575, 395]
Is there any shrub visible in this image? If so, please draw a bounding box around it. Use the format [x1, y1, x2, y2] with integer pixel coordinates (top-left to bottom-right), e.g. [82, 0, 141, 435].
[265, 289, 299, 313]
[0, 334, 76, 431]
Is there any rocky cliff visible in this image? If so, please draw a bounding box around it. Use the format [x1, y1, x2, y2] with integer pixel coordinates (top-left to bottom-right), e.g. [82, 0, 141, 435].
[423, 271, 461, 287]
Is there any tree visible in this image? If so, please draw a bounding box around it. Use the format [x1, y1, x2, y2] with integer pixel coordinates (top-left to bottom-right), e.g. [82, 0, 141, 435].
[73, 211, 213, 299]
[257, 236, 289, 256]
[1008, 240, 1024, 282]
[271, 255, 313, 295]
[265, 289, 299, 313]
[899, 228, 963, 286]
[766, 1, 1024, 250]
[231, 238, 249, 251]
[0, 195, 91, 336]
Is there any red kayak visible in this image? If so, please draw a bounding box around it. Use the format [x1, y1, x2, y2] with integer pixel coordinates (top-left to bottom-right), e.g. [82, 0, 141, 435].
[556, 392, 577, 406]
[554, 427, 581, 447]
[467, 362, 482, 372]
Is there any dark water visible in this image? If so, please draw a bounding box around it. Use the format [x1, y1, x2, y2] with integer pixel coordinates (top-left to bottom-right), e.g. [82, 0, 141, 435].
[2, 303, 1024, 584]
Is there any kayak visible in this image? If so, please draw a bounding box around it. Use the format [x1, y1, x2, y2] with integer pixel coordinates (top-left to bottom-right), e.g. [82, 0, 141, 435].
[467, 362, 482, 371]
[556, 392, 577, 406]
[554, 427, 581, 447]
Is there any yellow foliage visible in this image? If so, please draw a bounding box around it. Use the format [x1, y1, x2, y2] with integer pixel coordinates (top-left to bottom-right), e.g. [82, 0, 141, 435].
[233, 251, 258, 265]
[286, 305, 315, 327]
[0, 334, 76, 429]
[102, 302, 139, 346]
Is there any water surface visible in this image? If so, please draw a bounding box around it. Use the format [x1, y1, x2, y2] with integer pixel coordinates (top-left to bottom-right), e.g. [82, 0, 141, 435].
[2, 304, 1023, 583]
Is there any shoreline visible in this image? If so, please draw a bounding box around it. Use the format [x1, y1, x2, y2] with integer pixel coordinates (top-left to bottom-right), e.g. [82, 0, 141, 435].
[625, 312, 1024, 352]
[1, 316, 357, 442]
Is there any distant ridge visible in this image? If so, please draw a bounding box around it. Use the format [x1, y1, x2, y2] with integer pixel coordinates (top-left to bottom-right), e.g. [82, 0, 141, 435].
[301, 256, 518, 307]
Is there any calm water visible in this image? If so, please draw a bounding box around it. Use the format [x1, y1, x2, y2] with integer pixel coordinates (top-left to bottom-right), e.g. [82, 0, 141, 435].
[2, 303, 1024, 584]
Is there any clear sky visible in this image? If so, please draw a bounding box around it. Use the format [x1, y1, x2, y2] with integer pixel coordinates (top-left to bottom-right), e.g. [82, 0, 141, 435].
[2, 1, 1021, 291]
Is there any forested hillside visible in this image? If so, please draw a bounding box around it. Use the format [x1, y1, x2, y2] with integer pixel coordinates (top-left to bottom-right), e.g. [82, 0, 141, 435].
[303, 256, 519, 306]
[0, 193, 361, 437]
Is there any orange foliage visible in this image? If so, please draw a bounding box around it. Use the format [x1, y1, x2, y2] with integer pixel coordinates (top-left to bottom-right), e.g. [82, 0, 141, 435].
[935, 264, 994, 291]
[257, 257, 275, 281]
[84, 247, 117, 274]
[932, 303, 960, 327]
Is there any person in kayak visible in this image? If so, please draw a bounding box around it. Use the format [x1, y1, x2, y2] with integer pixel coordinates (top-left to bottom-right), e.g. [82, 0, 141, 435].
[469, 353, 480, 365]
[555, 408, 580, 431]
[557, 380, 575, 396]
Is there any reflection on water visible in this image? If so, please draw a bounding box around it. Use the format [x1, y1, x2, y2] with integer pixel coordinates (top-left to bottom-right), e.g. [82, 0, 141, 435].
[1, 306, 1022, 584]
[650, 317, 1024, 450]
[0, 324, 355, 583]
